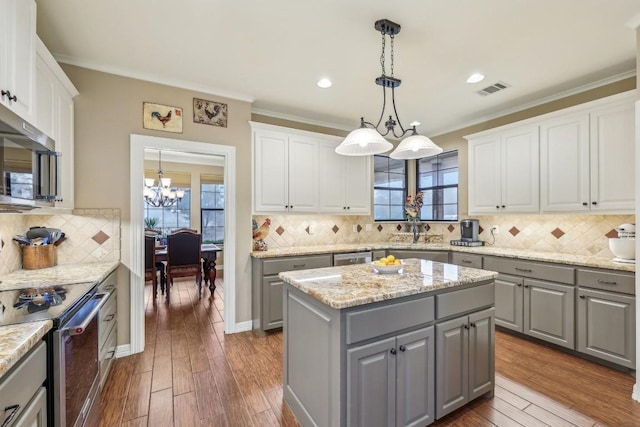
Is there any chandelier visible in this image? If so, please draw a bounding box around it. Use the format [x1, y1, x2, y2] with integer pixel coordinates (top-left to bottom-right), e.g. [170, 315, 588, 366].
[335, 19, 443, 159]
[143, 150, 185, 207]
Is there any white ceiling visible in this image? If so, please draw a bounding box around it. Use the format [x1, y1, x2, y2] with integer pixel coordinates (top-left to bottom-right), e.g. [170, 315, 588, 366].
[36, 0, 640, 137]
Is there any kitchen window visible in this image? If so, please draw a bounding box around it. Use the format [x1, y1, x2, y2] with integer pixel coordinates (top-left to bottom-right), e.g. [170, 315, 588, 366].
[201, 183, 224, 244]
[144, 187, 191, 235]
[417, 150, 459, 221]
[373, 155, 407, 221]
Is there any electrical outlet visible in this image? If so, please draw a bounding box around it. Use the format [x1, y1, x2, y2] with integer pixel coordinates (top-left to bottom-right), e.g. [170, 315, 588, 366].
[490, 225, 499, 235]
[365, 224, 372, 232]
[308, 225, 315, 234]
[352, 225, 358, 232]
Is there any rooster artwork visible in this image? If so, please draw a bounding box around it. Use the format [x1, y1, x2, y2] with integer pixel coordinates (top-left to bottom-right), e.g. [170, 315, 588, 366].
[143, 102, 183, 133]
[151, 110, 172, 128]
[193, 98, 228, 127]
[252, 218, 271, 251]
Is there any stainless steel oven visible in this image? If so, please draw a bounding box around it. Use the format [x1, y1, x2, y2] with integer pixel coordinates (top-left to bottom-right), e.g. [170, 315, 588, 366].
[53, 292, 108, 427]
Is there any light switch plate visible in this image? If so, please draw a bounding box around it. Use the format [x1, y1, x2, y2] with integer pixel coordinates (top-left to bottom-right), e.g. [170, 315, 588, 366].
[365, 224, 372, 232]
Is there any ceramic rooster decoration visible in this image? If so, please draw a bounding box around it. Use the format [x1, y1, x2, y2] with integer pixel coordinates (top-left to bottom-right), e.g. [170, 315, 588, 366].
[252, 218, 271, 251]
[405, 192, 424, 220]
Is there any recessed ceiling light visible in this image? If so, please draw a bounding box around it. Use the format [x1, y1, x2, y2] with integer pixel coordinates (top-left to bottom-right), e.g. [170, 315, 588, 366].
[466, 73, 485, 84]
[317, 78, 332, 88]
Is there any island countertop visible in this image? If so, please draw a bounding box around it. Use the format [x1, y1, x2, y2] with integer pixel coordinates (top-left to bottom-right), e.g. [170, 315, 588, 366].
[279, 258, 498, 309]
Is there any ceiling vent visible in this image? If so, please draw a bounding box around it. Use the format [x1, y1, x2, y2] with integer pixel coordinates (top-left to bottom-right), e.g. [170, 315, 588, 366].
[477, 81, 510, 97]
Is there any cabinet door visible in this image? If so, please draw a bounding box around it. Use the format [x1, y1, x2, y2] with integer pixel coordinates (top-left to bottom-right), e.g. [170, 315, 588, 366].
[468, 308, 495, 400]
[436, 316, 468, 419]
[253, 130, 289, 212]
[287, 135, 319, 212]
[494, 274, 523, 332]
[577, 288, 635, 368]
[318, 140, 347, 212]
[524, 279, 575, 349]
[13, 386, 47, 427]
[539, 113, 590, 212]
[55, 87, 75, 209]
[35, 52, 57, 139]
[501, 125, 539, 212]
[347, 337, 396, 427]
[589, 99, 635, 211]
[396, 326, 435, 427]
[0, 0, 36, 121]
[344, 155, 371, 214]
[261, 276, 284, 330]
[468, 136, 501, 214]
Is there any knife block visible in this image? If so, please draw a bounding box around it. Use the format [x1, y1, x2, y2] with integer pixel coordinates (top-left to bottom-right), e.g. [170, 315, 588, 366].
[22, 245, 56, 270]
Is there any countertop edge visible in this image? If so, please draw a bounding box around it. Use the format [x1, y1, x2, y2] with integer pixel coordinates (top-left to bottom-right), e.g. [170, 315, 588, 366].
[0, 320, 52, 378]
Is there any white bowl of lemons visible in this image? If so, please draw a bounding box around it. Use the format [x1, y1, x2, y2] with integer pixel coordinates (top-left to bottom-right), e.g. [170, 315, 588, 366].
[372, 255, 403, 274]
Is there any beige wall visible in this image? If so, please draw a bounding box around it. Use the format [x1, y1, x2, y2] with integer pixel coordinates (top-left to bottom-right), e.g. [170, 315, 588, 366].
[63, 64, 252, 345]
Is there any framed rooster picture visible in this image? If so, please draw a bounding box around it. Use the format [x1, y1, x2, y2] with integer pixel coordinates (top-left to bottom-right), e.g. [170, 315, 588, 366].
[143, 102, 183, 133]
[193, 98, 228, 128]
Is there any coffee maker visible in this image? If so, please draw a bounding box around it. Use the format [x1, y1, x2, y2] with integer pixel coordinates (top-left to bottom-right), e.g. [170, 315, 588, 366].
[451, 219, 484, 247]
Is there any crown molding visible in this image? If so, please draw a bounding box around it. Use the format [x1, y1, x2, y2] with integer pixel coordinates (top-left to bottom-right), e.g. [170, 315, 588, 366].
[430, 69, 636, 137]
[251, 108, 354, 132]
[53, 54, 256, 103]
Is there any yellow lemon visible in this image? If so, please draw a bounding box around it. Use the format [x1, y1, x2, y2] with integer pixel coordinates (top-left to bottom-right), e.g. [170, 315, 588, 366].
[387, 255, 396, 263]
[393, 260, 401, 266]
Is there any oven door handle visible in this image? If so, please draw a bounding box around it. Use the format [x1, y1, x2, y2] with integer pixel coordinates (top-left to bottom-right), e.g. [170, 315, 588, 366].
[61, 293, 109, 336]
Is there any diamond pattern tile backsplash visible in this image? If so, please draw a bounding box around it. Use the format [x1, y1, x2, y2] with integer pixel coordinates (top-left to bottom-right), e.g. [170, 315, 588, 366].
[0, 209, 121, 276]
[253, 213, 635, 259]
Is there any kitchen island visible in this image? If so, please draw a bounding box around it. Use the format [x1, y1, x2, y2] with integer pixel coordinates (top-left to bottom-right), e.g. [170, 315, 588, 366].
[279, 258, 499, 427]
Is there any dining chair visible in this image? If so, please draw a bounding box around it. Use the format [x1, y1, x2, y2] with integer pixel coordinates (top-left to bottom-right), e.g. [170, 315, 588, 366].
[165, 229, 203, 299]
[144, 235, 165, 297]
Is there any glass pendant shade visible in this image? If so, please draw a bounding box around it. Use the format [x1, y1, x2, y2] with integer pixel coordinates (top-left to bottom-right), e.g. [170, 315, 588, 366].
[335, 127, 393, 156]
[389, 133, 443, 160]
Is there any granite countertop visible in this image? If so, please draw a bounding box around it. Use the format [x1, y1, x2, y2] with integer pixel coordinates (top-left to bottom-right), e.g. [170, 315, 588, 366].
[0, 260, 120, 291]
[0, 320, 52, 377]
[279, 258, 498, 309]
[253, 243, 635, 273]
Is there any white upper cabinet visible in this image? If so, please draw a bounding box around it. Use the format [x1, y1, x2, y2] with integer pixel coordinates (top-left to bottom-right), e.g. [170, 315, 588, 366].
[0, 0, 36, 122]
[318, 140, 371, 214]
[253, 125, 318, 213]
[539, 94, 635, 213]
[589, 98, 635, 211]
[468, 125, 539, 214]
[35, 38, 79, 210]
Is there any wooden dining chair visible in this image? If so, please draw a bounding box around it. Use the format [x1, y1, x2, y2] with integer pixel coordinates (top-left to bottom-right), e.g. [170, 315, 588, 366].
[165, 229, 203, 299]
[144, 235, 164, 297]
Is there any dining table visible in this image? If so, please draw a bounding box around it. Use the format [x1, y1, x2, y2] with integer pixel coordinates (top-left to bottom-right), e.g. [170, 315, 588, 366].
[155, 243, 222, 295]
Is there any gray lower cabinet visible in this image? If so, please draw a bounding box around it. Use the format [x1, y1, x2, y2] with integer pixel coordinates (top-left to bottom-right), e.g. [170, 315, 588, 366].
[449, 253, 483, 269]
[13, 387, 47, 427]
[386, 250, 449, 263]
[252, 254, 332, 334]
[524, 279, 574, 349]
[436, 308, 494, 419]
[347, 327, 435, 427]
[576, 268, 635, 369]
[494, 274, 523, 332]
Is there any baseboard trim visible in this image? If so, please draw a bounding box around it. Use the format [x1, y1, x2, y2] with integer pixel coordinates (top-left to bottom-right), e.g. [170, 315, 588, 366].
[633, 383, 640, 402]
[230, 320, 253, 333]
[115, 344, 132, 358]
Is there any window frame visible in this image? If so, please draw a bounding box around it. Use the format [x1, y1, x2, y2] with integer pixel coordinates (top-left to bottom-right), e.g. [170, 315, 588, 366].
[416, 150, 459, 222]
[201, 183, 225, 244]
[373, 155, 408, 222]
[143, 187, 192, 235]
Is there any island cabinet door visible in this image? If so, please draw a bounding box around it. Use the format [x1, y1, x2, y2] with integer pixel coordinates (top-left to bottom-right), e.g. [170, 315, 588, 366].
[494, 274, 524, 332]
[523, 279, 575, 349]
[261, 276, 284, 330]
[347, 337, 397, 427]
[468, 308, 495, 400]
[396, 326, 435, 427]
[435, 316, 469, 419]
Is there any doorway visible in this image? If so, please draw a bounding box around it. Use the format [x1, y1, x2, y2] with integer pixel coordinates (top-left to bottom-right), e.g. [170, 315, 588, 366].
[130, 134, 237, 354]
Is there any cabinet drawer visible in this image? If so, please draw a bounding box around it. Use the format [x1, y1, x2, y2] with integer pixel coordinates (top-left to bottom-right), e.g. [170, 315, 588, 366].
[450, 253, 483, 269]
[98, 271, 117, 294]
[263, 254, 332, 275]
[99, 323, 118, 388]
[483, 257, 574, 285]
[346, 296, 434, 345]
[577, 269, 635, 295]
[0, 341, 46, 426]
[436, 283, 495, 319]
[386, 250, 449, 263]
[99, 292, 117, 349]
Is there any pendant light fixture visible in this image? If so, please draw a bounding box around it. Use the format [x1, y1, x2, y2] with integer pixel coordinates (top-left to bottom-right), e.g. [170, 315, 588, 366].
[335, 19, 443, 159]
[143, 150, 185, 207]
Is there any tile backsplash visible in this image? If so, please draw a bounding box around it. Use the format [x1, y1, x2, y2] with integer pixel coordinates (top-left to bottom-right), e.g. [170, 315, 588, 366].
[0, 209, 121, 276]
[253, 214, 635, 258]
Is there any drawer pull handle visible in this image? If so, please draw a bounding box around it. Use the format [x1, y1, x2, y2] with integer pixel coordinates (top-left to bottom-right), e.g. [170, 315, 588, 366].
[469, 322, 476, 328]
[390, 348, 397, 355]
[579, 295, 586, 299]
[2, 404, 20, 427]
[293, 264, 306, 268]
[104, 285, 116, 292]
[462, 260, 472, 264]
[399, 345, 406, 352]
[597, 280, 617, 285]
[107, 350, 116, 360]
[515, 268, 532, 273]
[516, 283, 522, 287]
[524, 285, 530, 288]
[105, 314, 115, 322]
[463, 324, 469, 329]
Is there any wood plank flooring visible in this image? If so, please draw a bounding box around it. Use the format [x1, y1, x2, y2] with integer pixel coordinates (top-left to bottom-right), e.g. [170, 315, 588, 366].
[93, 280, 640, 426]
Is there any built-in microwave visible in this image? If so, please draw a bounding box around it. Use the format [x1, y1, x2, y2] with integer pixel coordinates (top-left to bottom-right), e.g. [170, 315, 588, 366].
[0, 103, 60, 210]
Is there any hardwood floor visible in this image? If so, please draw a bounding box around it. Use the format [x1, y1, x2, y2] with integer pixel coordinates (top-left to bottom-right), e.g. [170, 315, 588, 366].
[93, 279, 640, 426]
